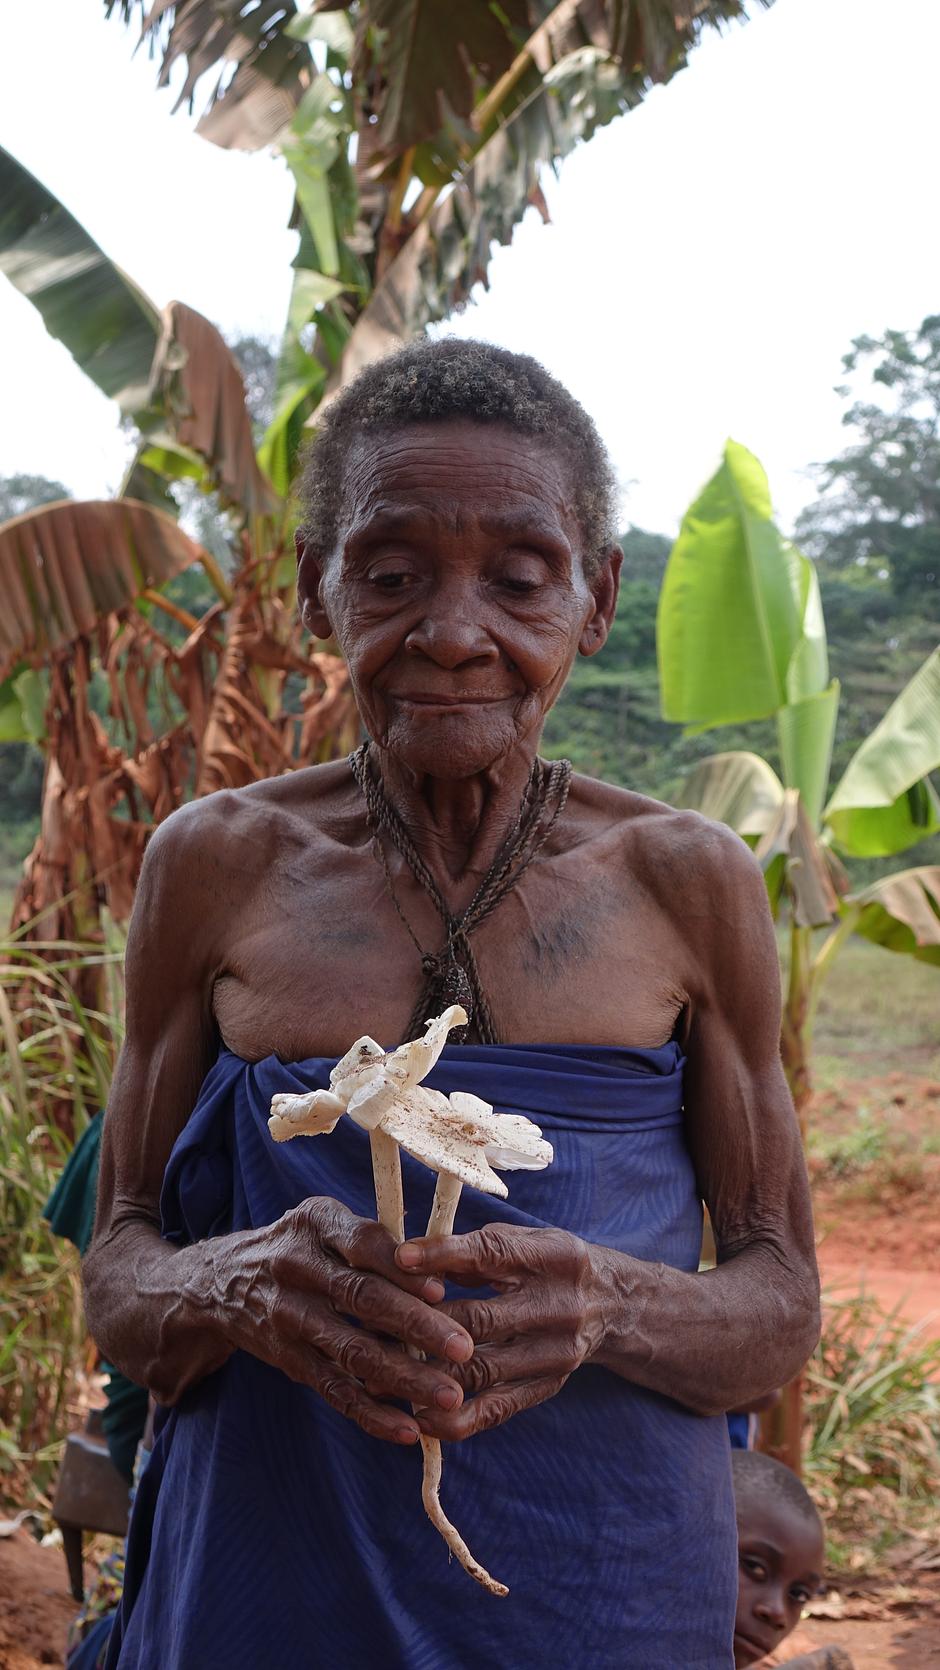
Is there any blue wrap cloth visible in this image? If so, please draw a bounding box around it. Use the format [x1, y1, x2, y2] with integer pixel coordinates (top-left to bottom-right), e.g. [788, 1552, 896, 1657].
[105, 1043, 736, 1669]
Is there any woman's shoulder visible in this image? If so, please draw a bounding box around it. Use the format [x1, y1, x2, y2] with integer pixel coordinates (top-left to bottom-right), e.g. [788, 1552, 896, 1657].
[146, 760, 352, 854]
[568, 769, 760, 892]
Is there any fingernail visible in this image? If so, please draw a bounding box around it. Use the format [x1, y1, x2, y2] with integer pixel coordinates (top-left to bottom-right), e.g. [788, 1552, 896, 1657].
[444, 1333, 473, 1363]
[397, 1246, 421, 1268]
[395, 1425, 418, 1444]
[435, 1385, 461, 1410]
[422, 1278, 445, 1301]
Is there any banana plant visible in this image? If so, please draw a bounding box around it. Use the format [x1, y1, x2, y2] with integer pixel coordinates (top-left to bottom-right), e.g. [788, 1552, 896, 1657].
[105, 1, 772, 497]
[2, 3, 774, 944]
[658, 441, 940, 1477]
[0, 145, 359, 961]
[658, 441, 940, 1126]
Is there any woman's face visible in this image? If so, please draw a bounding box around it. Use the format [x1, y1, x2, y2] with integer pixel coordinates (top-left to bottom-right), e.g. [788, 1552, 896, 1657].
[298, 420, 619, 779]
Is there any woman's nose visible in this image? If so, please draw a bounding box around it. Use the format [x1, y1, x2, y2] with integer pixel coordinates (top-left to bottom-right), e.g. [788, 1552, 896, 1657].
[405, 603, 498, 668]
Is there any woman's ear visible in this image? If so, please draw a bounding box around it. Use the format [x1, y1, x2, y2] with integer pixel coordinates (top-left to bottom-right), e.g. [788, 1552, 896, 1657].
[295, 530, 333, 639]
[578, 543, 622, 657]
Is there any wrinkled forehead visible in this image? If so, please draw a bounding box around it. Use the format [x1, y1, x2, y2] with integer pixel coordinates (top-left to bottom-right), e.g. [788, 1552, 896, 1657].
[337, 419, 582, 547]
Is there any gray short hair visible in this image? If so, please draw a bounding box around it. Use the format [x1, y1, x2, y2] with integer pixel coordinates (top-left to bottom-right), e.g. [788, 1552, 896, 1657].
[297, 337, 618, 575]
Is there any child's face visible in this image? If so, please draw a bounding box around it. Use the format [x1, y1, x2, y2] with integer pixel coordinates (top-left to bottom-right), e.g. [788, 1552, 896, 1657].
[733, 1498, 824, 1666]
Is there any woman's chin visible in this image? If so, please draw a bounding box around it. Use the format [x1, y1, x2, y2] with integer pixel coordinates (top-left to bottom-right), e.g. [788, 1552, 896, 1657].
[374, 711, 531, 779]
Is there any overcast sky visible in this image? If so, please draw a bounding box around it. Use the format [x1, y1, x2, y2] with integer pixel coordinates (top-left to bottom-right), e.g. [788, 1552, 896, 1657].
[1, 0, 937, 535]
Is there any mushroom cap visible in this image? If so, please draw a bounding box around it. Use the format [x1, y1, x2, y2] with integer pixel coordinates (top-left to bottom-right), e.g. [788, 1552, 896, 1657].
[337, 1007, 469, 1132]
[268, 1088, 346, 1142]
[329, 1035, 385, 1102]
[448, 1093, 554, 1172]
[264, 1009, 553, 1200]
[380, 1087, 509, 1198]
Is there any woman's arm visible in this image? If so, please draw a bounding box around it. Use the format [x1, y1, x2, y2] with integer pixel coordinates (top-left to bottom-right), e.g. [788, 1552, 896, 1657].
[84, 803, 473, 1441]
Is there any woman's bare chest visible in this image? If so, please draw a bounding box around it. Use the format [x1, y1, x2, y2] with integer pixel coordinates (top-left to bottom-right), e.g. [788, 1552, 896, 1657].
[210, 844, 688, 1061]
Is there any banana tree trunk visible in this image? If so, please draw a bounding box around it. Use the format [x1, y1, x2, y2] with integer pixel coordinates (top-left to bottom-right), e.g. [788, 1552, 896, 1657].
[761, 918, 814, 1474]
[780, 919, 814, 1137]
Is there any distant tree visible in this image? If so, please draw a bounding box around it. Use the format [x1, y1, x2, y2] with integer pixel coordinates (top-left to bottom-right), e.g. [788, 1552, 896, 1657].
[618, 526, 672, 586]
[0, 472, 71, 520]
[230, 335, 278, 439]
[796, 317, 940, 606]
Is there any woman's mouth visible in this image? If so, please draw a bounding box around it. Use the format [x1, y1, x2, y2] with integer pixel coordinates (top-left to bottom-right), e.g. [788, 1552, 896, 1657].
[393, 692, 510, 707]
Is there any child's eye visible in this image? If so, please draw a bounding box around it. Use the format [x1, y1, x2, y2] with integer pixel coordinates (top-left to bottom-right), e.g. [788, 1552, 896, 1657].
[742, 1556, 768, 1581]
[790, 1584, 812, 1605]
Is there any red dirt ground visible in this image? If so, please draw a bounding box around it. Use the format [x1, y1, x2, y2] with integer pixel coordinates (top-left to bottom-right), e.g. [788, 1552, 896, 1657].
[811, 1071, 940, 1340]
[0, 1531, 75, 1670]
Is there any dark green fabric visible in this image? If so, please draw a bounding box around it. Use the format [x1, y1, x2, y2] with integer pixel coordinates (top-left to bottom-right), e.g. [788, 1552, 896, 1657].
[100, 1367, 150, 1484]
[44, 1112, 148, 1484]
[43, 1110, 103, 1255]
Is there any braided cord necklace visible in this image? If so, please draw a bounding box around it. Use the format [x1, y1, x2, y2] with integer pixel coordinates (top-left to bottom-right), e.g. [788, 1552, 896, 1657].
[349, 742, 572, 1044]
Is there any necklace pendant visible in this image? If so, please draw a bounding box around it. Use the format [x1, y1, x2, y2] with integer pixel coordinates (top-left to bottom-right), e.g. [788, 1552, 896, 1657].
[434, 954, 472, 1037]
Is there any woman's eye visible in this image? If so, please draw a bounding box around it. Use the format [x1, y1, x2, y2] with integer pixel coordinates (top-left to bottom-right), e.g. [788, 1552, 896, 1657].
[498, 572, 542, 595]
[368, 570, 413, 591]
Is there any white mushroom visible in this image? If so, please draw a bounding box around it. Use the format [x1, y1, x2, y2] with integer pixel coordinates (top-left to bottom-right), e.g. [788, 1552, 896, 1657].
[267, 1007, 553, 1598]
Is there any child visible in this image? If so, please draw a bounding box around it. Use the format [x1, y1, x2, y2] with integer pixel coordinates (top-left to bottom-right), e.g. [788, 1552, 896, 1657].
[732, 1451, 853, 1669]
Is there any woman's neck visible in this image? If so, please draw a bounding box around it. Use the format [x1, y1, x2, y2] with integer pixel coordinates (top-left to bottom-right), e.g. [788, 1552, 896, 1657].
[371, 742, 541, 887]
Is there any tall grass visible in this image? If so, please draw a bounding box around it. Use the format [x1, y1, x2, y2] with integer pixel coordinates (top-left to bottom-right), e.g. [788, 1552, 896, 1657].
[805, 1292, 940, 1567]
[0, 937, 123, 1509]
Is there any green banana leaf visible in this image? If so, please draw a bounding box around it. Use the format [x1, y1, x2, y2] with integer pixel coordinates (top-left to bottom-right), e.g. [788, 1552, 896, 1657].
[657, 441, 827, 729]
[257, 267, 335, 499]
[777, 681, 840, 832]
[825, 647, 940, 856]
[0, 145, 160, 411]
[0, 668, 46, 743]
[848, 866, 940, 966]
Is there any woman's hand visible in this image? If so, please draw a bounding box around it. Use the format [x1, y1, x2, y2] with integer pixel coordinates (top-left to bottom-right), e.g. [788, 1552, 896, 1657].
[395, 1224, 609, 1440]
[204, 1196, 474, 1444]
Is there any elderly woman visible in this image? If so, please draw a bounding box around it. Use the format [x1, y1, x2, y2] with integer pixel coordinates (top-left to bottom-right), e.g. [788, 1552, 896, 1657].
[84, 339, 819, 1670]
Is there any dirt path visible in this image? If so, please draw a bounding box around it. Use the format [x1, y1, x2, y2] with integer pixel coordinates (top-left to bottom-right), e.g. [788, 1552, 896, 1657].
[0, 1532, 74, 1670]
[774, 1576, 940, 1667]
[818, 1260, 940, 1340]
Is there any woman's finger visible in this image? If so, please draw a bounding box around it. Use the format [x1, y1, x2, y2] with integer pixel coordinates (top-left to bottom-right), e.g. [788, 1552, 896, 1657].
[234, 1319, 423, 1446]
[311, 1316, 465, 1412]
[416, 1373, 570, 1442]
[310, 1202, 446, 1302]
[396, 1223, 538, 1282]
[446, 1335, 578, 1395]
[328, 1263, 474, 1364]
[305, 1349, 423, 1445]
[440, 1290, 555, 1345]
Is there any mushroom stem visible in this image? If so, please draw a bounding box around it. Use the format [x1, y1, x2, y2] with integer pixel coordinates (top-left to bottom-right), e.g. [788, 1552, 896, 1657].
[419, 1171, 509, 1599]
[424, 1168, 462, 1239]
[368, 1126, 508, 1597]
[369, 1126, 405, 1242]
